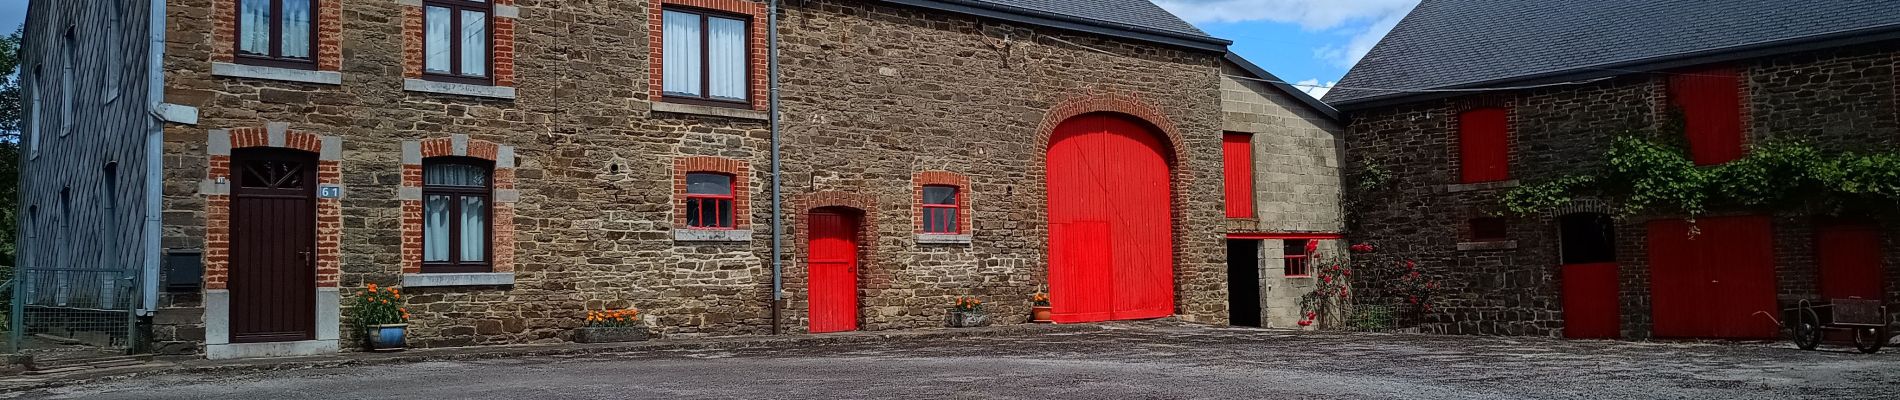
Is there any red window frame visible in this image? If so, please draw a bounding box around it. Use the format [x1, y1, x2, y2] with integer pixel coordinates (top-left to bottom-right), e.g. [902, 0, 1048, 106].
[921, 185, 960, 234]
[1222, 132, 1255, 218]
[232, 0, 319, 69]
[1458, 107, 1510, 183]
[1283, 239, 1317, 277]
[685, 172, 736, 229]
[420, 0, 495, 85]
[1668, 66, 1746, 165]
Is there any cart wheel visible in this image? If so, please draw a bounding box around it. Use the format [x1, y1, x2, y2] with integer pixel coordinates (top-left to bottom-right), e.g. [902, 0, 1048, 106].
[1852, 327, 1887, 354]
[1793, 307, 1822, 351]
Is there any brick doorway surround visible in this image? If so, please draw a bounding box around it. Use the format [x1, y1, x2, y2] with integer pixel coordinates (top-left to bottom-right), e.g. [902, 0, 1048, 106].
[200, 123, 344, 360]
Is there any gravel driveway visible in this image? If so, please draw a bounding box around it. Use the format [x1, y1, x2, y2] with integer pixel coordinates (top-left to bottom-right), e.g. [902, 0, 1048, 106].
[19, 322, 1900, 399]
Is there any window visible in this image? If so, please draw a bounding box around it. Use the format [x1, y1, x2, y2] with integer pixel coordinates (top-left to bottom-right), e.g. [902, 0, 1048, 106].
[1283, 239, 1316, 277]
[105, 0, 122, 102]
[1458, 108, 1509, 183]
[1668, 66, 1745, 165]
[661, 7, 749, 105]
[60, 27, 75, 136]
[1559, 213, 1617, 264]
[1222, 132, 1254, 218]
[235, 0, 317, 68]
[685, 172, 735, 229]
[26, 66, 41, 155]
[422, 158, 493, 272]
[423, 0, 492, 83]
[921, 185, 960, 234]
[1470, 217, 1509, 241]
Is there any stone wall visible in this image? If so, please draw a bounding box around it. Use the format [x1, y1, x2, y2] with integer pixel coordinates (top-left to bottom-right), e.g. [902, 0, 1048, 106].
[1341, 42, 1900, 338]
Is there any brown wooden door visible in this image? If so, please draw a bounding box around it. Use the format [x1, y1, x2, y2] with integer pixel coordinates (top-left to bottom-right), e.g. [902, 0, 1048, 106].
[230, 148, 318, 343]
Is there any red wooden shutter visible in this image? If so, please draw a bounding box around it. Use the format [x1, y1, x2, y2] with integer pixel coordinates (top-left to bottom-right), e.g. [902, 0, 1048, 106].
[1222, 133, 1254, 218]
[1668, 67, 1746, 165]
[1458, 108, 1509, 183]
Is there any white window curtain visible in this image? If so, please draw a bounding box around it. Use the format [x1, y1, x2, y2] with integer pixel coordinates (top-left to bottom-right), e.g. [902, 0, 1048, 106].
[460, 10, 488, 77]
[423, 195, 451, 262]
[707, 16, 746, 100]
[238, 0, 271, 55]
[425, 6, 453, 73]
[662, 10, 702, 96]
[460, 197, 488, 262]
[280, 0, 312, 58]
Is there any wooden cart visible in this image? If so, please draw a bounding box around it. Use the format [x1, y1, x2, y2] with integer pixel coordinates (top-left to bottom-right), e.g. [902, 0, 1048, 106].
[1789, 298, 1891, 354]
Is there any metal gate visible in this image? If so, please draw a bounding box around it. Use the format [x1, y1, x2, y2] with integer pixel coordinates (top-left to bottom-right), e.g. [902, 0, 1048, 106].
[7, 266, 141, 357]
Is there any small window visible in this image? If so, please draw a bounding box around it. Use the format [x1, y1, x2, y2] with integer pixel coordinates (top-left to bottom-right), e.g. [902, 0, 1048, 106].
[685, 172, 735, 229]
[1470, 218, 1509, 241]
[104, 0, 122, 102]
[662, 7, 749, 105]
[423, 0, 493, 83]
[235, 0, 318, 68]
[423, 158, 493, 273]
[27, 65, 42, 155]
[1458, 108, 1509, 183]
[921, 185, 960, 234]
[1560, 213, 1617, 264]
[60, 27, 75, 136]
[1283, 239, 1315, 277]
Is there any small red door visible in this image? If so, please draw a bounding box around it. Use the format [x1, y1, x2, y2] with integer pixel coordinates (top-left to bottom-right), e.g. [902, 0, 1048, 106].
[1046, 114, 1174, 323]
[807, 210, 860, 333]
[1648, 216, 1779, 339]
[1562, 263, 1620, 339]
[1817, 222, 1884, 300]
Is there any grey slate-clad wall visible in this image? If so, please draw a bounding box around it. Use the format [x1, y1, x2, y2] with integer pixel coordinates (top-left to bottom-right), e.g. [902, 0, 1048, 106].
[16, 0, 159, 301]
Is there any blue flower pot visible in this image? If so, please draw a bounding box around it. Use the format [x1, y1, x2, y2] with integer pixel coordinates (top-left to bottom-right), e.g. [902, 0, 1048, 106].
[366, 324, 408, 351]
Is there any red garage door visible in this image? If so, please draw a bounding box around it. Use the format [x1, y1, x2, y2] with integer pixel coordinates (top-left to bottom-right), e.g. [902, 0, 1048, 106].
[1648, 216, 1779, 339]
[1046, 113, 1174, 323]
[1817, 222, 1884, 300]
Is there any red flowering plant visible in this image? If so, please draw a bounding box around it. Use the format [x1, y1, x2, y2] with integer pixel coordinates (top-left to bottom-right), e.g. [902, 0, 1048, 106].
[1296, 253, 1354, 328]
[1395, 260, 1441, 313]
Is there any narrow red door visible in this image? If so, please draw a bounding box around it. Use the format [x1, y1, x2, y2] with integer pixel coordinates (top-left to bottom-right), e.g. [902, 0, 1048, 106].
[1648, 216, 1778, 339]
[807, 210, 860, 333]
[1046, 114, 1174, 323]
[1817, 222, 1884, 300]
[230, 148, 319, 343]
[1562, 263, 1620, 339]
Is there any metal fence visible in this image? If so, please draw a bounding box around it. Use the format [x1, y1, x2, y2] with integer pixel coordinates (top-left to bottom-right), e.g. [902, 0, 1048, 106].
[8, 267, 140, 356]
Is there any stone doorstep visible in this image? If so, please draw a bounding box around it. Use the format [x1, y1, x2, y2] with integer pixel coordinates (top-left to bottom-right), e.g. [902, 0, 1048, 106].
[0, 323, 1100, 394]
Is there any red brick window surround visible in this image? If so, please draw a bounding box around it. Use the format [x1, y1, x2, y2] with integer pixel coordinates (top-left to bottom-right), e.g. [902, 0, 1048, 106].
[650, 0, 767, 110]
[201, 124, 343, 290]
[402, 0, 518, 87]
[675, 156, 751, 230]
[216, 0, 342, 71]
[914, 171, 972, 236]
[401, 135, 518, 275]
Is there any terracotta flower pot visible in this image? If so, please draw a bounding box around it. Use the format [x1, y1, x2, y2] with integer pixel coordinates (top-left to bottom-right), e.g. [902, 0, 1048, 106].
[365, 323, 408, 351]
[1031, 306, 1053, 323]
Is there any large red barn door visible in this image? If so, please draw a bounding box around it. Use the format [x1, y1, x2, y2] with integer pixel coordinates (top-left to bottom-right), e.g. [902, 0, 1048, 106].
[1817, 222, 1884, 300]
[807, 210, 860, 333]
[1046, 114, 1174, 323]
[1648, 216, 1778, 339]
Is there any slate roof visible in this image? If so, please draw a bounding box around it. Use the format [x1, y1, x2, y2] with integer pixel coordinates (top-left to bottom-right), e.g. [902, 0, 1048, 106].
[886, 0, 1228, 50]
[1327, 0, 1900, 108]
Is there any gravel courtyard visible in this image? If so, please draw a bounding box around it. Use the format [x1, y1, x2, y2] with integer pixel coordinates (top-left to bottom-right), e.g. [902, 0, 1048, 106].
[19, 322, 1900, 399]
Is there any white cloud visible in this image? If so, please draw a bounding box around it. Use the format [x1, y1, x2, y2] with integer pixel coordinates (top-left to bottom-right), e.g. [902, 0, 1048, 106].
[1157, 0, 1420, 67]
[1294, 79, 1335, 98]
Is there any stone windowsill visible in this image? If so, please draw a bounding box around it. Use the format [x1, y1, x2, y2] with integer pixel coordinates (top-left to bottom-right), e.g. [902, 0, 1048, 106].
[1443, 179, 1521, 194]
[211, 62, 342, 85]
[916, 234, 973, 244]
[404, 78, 517, 100]
[674, 229, 753, 242]
[402, 272, 517, 287]
[651, 100, 769, 121]
[1457, 240, 1519, 251]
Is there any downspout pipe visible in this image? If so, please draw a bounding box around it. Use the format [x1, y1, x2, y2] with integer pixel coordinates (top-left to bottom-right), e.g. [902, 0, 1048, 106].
[767, 0, 784, 335]
[141, 0, 169, 317]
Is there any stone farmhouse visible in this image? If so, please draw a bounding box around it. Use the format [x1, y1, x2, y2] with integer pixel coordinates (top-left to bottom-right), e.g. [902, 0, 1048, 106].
[14, 0, 1342, 359]
[1330, 1, 1900, 339]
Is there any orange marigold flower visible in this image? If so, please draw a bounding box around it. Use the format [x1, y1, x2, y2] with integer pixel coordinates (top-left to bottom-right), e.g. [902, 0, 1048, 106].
[367, 283, 378, 292]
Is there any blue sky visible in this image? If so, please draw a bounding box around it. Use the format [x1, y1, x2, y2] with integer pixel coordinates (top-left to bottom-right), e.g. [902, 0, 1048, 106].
[0, 1, 1415, 98]
[1158, 0, 1419, 98]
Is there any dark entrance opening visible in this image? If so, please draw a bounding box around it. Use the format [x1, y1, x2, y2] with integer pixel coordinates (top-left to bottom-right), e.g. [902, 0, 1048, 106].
[1227, 239, 1262, 327]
